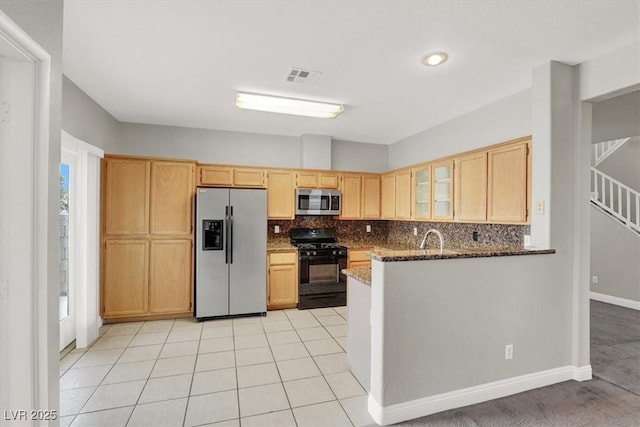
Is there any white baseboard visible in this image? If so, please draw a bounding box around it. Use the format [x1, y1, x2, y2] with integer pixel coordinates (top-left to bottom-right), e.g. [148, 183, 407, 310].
[368, 365, 591, 426]
[590, 292, 640, 311]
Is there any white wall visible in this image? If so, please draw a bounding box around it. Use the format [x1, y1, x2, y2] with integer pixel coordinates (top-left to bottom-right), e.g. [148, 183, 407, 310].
[591, 90, 640, 143]
[62, 76, 121, 153]
[579, 40, 640, 102]
[387, 89, 531, 170]
[1, 0, 63, 416]
[591, 207, 640, 303]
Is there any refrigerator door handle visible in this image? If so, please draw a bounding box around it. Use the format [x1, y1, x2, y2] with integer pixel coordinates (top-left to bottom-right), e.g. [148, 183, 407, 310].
[229, 206, 234, 264]
[225, 206, 230, 264]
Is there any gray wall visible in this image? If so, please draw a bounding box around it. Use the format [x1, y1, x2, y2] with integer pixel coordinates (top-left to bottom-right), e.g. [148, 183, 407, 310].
[387, 89, 531, 170]
[117, 123, 302, 167]
[590, 91, 640, 303]
[591, 207, 640, 302]
[332, 139, 388, 172]
[372, 253, 569, 406]
[1, 0, 64, 413]
[591, 91, 640, 143]
[113, 122, 389, 173]
[597, 138, 640, 191]
[62, 76, 121, 153]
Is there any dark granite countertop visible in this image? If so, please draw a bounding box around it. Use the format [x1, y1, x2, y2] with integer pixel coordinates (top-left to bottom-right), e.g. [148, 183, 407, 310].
[367, 246, 556, 262]
[343, 268, 371, 285]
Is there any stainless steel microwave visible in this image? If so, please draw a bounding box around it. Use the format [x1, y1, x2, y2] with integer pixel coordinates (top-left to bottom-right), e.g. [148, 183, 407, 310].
[295, 189, 341, 215]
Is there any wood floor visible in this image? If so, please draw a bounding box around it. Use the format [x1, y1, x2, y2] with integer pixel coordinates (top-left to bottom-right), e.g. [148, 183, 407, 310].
[398, 300, 640, 426]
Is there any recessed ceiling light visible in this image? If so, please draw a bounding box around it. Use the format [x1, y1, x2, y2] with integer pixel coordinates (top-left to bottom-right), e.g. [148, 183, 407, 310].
[235, 92, 343, 119]
[422, 52, 448, 66]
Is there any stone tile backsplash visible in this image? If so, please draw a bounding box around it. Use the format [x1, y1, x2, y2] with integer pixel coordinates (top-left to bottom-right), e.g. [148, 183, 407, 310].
[387, 221, 529, 249]
[268, 217, 528, 249]
[267, 217, 388, 245]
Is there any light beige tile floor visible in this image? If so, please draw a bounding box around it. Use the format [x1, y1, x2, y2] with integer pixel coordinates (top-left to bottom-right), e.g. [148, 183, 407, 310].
[59, 307, 376, 427]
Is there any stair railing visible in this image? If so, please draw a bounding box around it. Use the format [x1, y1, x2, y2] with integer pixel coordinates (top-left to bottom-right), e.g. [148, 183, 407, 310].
[593, 137, 629, 166]
[590, 167, 640, 234]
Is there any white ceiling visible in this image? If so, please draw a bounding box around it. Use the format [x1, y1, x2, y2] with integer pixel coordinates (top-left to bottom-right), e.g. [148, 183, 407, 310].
[63, 1, 640, 145]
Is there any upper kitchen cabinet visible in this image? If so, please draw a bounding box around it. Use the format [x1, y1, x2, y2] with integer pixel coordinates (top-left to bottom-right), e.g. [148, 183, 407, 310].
[395, 169, 412, 220]
[362, 175, 381, 218]
[380, 173, 396, 219]
[198, 165, 265, 188]
[432, 160, 454, 220]
[487, 139, 530, 223]
[340, 174, 362, 219]
[411, 165, 431, 220]
[454, 152, 487, 222]
[150, 161, 195, 235]
[103, 158, 150, 236]
[295, 171, 339, 189]
[267, 169, 295, 219]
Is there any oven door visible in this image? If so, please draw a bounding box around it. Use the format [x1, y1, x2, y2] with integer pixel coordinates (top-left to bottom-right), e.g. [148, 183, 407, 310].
[298, 254, 347, 309]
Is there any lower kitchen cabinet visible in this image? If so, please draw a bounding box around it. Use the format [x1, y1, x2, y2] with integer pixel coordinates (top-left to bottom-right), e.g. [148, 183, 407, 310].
[268, 250, 298, 310]
[149, 239, 193, 314]
[102, 238, 193, 320]
[348, 248, 372, 269]
[103, 240, 149, 318]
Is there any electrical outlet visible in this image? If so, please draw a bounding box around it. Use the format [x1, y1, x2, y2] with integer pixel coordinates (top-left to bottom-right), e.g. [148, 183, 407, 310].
[366, 225, 371, 233]
[536, 200, 545, 215]
[505, 344, 513, 360]
[274, 225, 280, 234]
[413, 227, 418, 236]
[524, 235, 531, 247]
[592, 275, 598, 284]
[472, 231, 479, 242]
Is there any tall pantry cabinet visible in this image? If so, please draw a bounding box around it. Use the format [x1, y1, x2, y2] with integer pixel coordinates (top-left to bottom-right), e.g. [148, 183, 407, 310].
[101, 156, 196, 321]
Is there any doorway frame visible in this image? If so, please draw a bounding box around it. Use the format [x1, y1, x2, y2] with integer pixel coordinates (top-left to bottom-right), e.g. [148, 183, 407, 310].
[0, 10, 53, 414]
[61, 130, 104, 349]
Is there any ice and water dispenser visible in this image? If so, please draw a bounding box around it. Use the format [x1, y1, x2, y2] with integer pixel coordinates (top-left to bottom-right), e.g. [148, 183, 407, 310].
[202, 219, 223, 250]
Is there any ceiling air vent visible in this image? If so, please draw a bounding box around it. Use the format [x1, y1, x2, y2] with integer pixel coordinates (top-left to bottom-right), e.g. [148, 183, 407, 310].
[286, 68, 321, 84]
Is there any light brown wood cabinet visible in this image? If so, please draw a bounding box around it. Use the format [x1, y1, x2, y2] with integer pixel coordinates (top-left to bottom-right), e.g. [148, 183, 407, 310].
[348, 248, 372, 269]
[295, 171, 339, 189]
[151, 161, 195, 235]
[198, 165, 265, 188]
[411, 165, 431, 220]
[267, 170, 295, 219]
[362, 175, 381, 218]
[103, 158, 150, 236]
[267, 250, 298, 310]
[454, 152, 487, 222]
[487, 141, 529, 223]
[149, 239, 192, 314]
[432, 160, 454, 220]
[101, 156, 195, 321]
[340, 174, 362, 219]
[103, 240, 149, 317]
[381, 173, 396, 219]
[395, 169, 412, 220]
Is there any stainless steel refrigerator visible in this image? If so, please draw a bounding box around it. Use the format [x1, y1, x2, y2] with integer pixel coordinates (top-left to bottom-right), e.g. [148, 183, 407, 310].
[195, 187, 267, 320]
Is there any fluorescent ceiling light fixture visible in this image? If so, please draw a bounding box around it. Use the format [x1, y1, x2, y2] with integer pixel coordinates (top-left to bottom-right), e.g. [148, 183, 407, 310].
[422, 52, 448, 66]
[235, 92, 344, 119]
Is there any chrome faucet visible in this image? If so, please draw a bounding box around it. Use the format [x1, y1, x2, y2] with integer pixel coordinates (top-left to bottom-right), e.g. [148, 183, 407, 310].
[419, 229, 445, 254]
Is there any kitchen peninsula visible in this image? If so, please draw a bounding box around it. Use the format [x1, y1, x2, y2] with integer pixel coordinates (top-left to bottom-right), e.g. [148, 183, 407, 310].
[344, 246, 568, 426]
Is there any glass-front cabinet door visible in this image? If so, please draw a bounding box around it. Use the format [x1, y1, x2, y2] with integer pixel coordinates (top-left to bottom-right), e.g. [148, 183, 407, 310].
[432, 160, 454, 220]
[412, 165, 431, 219]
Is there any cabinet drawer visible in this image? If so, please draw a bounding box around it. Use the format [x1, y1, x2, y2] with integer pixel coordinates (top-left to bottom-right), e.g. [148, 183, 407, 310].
[269, 251, 297, 265]
[349, 260, 371, 269]
[348, 248, 371, 262]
